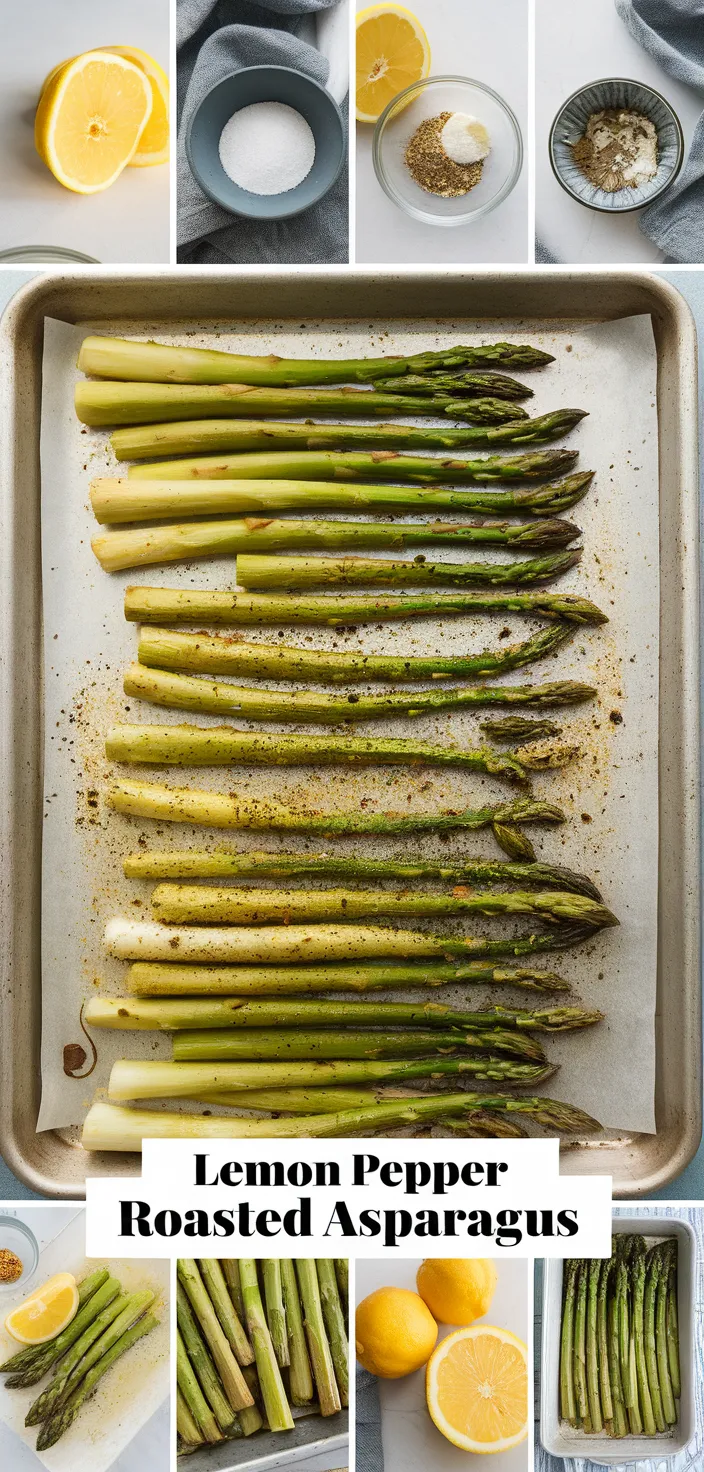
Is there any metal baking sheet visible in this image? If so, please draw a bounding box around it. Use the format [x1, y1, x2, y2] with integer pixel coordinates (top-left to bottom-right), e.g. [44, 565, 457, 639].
[181, 1412, 348, 1472]
[0, 269, 699, 1197]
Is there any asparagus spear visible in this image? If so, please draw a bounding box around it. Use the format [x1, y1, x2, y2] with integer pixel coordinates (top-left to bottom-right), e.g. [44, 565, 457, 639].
[2, 1276, 122, 1387]
[125, 958, 572, 996]
[654, 1245, 677, 1425]
[631, 1238, 657, 1436]
[77, 335, 556, 385]
[665, 1240, 681, 1399]
[222, 1260, 246, 1325]
[559, 1260, 578, 1425]
[32, 1292, 154, 1431]
[37, 1313, 159, 1451]
[643, 1248, 666, 1432]
[236, 549, 582, 591]
[238, 1258, 294, 1431]
[586, 1259, 603, 1433]
[84, 996, 603, 1034]
[123, 848, 602, 901]
[199, 1257, 254, 1365]
[295, 1262, 341, 1416]
[177, 1329, 223, 1444]
[260, 1260, 289, 1370]
[24, 1289, 131, 1425]
[607, 1272, 627, 1437]
[374, 372, 531, 397]
[0, 1268, 111, 1372]
[280, 1260, 314, 1404]
[171, 1026, 549, 1064]
[443, 1113, 528, 1138]
[238, 1363, 266, 1436]
[93, 471, 594, 522]
[491, 823, 537, 861]
[315, 1260, 349, 1407]
[177, 1387, 204, 1447]
[597, 1258, 613, 1424]
[481, 716, 563, 741]
[177, 1282, 240, 1430]
[121, 666, 595, 722]
[616, 1237, 633, 1409]
[513, 738, 579, 771]
[573, 1262, 591, 1432]
[333, 1262, 348, 1314]
[177, 1260, 254, 1411]
[82, 1092, 601, 1150]
[120, 437, 581, 474]
[124, 584, 606, 626]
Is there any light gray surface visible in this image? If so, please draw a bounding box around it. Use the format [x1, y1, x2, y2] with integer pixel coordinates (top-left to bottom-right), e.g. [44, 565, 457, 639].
[536, 0, 704, 263]
[0, 0, 170, 264]
[355, 0, 529, 263]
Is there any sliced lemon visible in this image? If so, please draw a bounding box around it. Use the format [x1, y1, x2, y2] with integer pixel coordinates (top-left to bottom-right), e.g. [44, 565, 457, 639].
[426, 1324, 529, 1454]
[35, 50, 152, 194]
[5, 1273, 79, 1345]
[356, 4, 430, 123]
[102, 47, 170, 166]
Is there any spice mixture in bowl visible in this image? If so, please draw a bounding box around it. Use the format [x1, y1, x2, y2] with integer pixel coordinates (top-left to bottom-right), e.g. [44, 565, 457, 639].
[549, 78, 683, 214]
[373, 75, 522, 226]
[0, 1217, 39, 1293]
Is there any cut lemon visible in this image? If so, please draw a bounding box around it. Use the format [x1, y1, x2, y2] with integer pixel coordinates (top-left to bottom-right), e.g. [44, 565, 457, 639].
[35, 51, 152, 194]
[356, 4, 430, 123]
[102, 47, 170, 166]
[5, 1273, 79, 1345]
[426, 1325, 528, 1454]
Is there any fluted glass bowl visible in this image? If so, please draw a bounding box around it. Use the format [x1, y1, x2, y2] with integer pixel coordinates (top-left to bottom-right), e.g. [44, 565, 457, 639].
[549, 77, 684, 213]
[0, 1216, 39, 1294]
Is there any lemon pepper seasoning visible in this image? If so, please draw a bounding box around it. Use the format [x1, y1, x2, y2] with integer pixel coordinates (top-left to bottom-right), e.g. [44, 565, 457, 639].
[0, 1248, 23, 1283]
[405, 112, 483, 197]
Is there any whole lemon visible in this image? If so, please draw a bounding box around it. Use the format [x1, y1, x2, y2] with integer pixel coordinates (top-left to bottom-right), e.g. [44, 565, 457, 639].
[356, 1286, 438, 1378]
[416, 1258, 497, 1325]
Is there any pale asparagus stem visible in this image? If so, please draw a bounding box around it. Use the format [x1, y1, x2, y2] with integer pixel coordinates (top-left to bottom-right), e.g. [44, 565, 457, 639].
[239, 1363, 266, 1435]
[84, 996, 604, 1033]
[295, 1262, 341, 1416]
[177, 1330, 223, 1444]
[170, 1028, 548, 1064]
[149, 883, 615, 931]
[125, 960, 573, 996]
[176, 1282, 239, 1431]
[108, 724, 531, 784]
[78, 335, 556, 385]
[135, 622, 574, 685]
[238, 1258, 294, 1431]
[333, 1262, 348, 1314]
[280, 1260, 314, 1404]
[106, 916, 592, 966]
[92, 473, 594, 521]
[81, 1093, 602, 1151]
[177, 1387, 204, 1446]
[123, 849, 603, 901]
[107, 1055, 557, 1102]
[261, 1260, 289, 1369]
[124, 584, 607, 626]
[122, 441, 581, 476]
[177, 1260, 255, 1412]
[74, 379, 532, 427]
[316, 1261, 349, 1407]
[198, 1258, 254, 1365]
[222, 1260, 246, 1325]
[236, 550, 582, 591]
[121, 666, 596, 722]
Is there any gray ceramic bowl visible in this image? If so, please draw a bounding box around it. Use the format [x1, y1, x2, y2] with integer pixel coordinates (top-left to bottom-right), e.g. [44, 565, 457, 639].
[186, 66, 344, 221]
[549, 77, 684, 213]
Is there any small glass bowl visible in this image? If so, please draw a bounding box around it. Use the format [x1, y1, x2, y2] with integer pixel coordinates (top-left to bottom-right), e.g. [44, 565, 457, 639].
[0, 1216, 39, 1294]
[0, 245, 99, 263]
[372, 75, 523, 227]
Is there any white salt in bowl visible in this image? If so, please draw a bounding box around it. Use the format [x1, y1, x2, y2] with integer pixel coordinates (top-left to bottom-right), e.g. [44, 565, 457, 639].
[549, 77, 684, 213]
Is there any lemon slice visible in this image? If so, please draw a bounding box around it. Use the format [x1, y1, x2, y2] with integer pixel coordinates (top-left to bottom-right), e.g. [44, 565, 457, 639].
[426, 1324, 529, 1454]
[356, 4, 430, 123]
[102, 47, 170, 166]
[5, 1273, 79, 1345]
[35, 50, 152, 194]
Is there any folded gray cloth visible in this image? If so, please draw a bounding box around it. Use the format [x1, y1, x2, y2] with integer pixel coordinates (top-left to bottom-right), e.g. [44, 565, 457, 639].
[616, 0, 704, 261]
[177, 0, 348, 264]
[355, 1367, 384, 1472]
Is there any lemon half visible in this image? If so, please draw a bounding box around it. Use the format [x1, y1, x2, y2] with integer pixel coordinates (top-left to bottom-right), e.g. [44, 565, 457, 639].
[35, 50, 152, 193]
[5, 1273, 79, 1345]
[356, 4, 430, 123]
[426, 1324, 529, 1454]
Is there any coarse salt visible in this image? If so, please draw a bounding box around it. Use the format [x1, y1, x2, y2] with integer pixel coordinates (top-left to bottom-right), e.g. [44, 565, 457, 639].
[218, 101, 315, 196]
[440, 112, 491, 166]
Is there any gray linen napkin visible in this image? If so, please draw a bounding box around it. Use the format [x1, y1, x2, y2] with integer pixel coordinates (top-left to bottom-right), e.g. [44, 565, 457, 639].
[355, 1367, 384, 1472]
[616, 0, 704, 261]
[177, 0, 348, 264]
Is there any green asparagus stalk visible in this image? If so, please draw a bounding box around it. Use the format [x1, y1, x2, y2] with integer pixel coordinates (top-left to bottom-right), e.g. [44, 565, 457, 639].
[654, 1246, 677, 1425]
[123, 442, 583, 484]
[33, 1291, 154, 1429]
[0, 1268, 111, 1372]
[84, 996, 603, 1034]
[222, 1260, 246, 1325]
[177, 1282, 240, 1430]
[333, 1262, 348, 1315]
[597, 1258, 613, 1424]
[280, 1260, 314, 1404]
[666, 1240, 681, 1399]
[316, 1260, 349, 1407]
[616, 1237, 633, 1409]
[24, 1289, 131, 1425]
[125, 958, 572, 996]
[443, 1112, 528, 1138]
[491, 823, 537, 862]
[124, 583, 606, 627]
[644, 1248, 666, 1432]
[2, 1276, 122, 1387]
[560, 1260, 578, 1426]
[374, 372, 531, 398]
[177, 1329, 223, 1444]
[261, 1260, 289, 1369]
[199, 1257, 254, 1365]
[236, 549, 582, 591]
[295, 1261, 341, 1416]
[93, 472, 593, 522]
[586, 1259, 603, 1433]
[238, 1365, 266, 1436]
[123, 847, 602, 900]
[177, 1387, 204, 1446]
[122, 666, 595, 723]
[513, 738, 579, 771]
[238, 1258, 294, 1431]
[627, 1334, 642, 1434]
[37, 1314, 159, 1451]
[631, 1238, 657, 1436]
[135, 625, 573, 692]
[607, 1284, 627, 1436]
[170, 1026, 549, 1064]
[82, 1092, 601, 1151]
[481, 716, 563, 742]
[573, 1262, 591, 1432]
[78, 335, 555, 385]
[177, 1260, 254, 1412]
